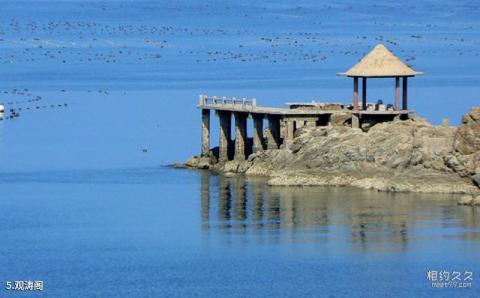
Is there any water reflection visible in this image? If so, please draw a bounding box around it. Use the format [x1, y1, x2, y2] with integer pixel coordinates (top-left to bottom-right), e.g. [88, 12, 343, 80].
[200, 172, 480, 252]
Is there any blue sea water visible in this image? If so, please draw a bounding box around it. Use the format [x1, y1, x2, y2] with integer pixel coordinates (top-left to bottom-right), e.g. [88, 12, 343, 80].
[0, 1, 479, 297]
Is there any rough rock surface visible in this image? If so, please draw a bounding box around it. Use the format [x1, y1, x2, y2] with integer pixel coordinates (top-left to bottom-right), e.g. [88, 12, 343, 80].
[458, 194, 480, 206]
[184, 108, 480, 194]
[455, 107, 480, 154]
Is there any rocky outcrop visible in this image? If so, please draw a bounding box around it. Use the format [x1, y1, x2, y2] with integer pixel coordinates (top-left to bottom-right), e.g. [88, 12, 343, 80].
[184, 108, 480, 194]
[455, 107, 480, 154]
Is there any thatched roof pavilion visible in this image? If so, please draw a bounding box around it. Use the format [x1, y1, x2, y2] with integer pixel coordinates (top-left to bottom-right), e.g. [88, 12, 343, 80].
[338, 44, 423, 111]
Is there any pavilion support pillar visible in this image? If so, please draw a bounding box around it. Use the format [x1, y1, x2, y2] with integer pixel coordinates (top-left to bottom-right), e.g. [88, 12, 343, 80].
[234, 112, 247, 160]
[218, 111, 231, 162]
[395, 77, 400, 111]
[362, 77, 367, 110]
[266, 115, 281, 149]
[201, 109, 210, 157]
[353, 77, 359, 110]
[252, 114, 264, 153]
[402, 77, 408, 110]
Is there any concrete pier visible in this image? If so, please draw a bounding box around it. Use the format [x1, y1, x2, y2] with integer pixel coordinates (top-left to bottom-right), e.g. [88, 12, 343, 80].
[287, 121, 295, 139]
[352, 114, 360, 128]
[218, 111, 231, 162]
[266, 115, 281, 149]
[234, 112, 247, 160]
[296, 120, 305, 129]
[198, 94, 411, 161]
[201, 109, 210, 156]
[252, 115, 264, 153]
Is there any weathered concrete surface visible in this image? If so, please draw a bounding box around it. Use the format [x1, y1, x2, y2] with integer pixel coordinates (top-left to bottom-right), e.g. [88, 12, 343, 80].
[234, 112, 247, 160]
[184, 108, 480, 195]
[265, 115, 281, 149]
[201, 109, 210, 156]
[252, 115, 264, 153]
[218, 111, 231, 162]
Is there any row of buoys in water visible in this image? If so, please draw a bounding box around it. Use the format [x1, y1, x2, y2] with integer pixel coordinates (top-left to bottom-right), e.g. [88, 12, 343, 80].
[0, 102, 69, 121]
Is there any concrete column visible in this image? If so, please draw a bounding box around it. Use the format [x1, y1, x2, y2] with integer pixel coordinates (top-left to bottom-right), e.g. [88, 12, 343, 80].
[353, 77, 359, 110]
[252, 114, 264, 153]
[201, 109, 210, 156]
[352, 114, 360, 129]
[219, 111, 231, 162]
[306, 120, 316, 127]
[395, 77, 400, 111]
[402, 77, 408, 110]
[266, 115, 280, 149]
[234, 112, 247, 160]
[296, 120, 305, 129]
[286, 121, 295, 141]
[362, 77, 367, 110]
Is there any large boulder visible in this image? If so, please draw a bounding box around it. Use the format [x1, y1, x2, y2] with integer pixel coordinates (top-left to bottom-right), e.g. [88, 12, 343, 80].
[455, 107, 480, 154]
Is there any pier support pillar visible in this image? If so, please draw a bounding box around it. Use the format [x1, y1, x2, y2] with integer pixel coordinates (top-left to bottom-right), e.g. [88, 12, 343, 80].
[201, 109, 210, 156]
[219, 111, 231, 162]
[252, 114, 264, 153]
[286, 121, 295, 143]
[296, 120, 305, 129]
[266, 115, 281, 149]
[402, 77, 408, 110]
[352, 114, 360, 129]
[234, 112, 247, 160]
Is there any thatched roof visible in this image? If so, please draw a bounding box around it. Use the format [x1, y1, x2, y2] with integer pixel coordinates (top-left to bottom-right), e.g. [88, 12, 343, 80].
[338, 44, 423, 77]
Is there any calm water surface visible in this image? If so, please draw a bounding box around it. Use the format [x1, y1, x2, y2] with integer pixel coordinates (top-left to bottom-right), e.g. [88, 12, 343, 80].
[1, 1, 480, 297]
[1, 168, 479, 297]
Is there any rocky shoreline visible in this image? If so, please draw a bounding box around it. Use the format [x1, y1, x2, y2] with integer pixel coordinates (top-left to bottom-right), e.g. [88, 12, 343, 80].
[181, 108, 480, 195]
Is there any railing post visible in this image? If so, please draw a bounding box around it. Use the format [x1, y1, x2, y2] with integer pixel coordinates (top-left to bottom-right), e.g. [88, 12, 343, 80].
[252, 98, 257, 109]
